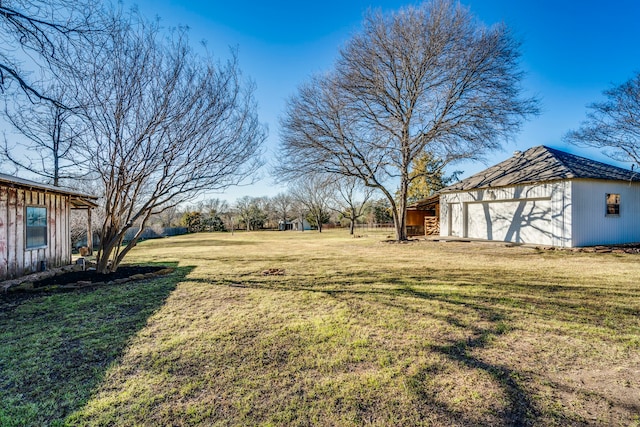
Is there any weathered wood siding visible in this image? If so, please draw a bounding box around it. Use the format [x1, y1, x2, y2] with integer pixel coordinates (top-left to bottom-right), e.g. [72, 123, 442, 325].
[0, 185, 71, 279]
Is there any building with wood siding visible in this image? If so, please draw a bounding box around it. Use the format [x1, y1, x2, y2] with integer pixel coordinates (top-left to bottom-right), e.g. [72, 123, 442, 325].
[439, 146, 640, 247]
[0, 174, 97, 280]
[406, 194, 440, 236]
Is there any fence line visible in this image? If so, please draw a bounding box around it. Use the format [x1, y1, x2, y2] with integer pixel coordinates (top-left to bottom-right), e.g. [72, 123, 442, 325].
[355, 223, 395, 232]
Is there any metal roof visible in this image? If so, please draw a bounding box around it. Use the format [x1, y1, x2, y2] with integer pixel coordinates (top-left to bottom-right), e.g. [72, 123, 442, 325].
[0, 173, 98, 201]
[440, 146, 640, 193]
[407, 194, 440, 210]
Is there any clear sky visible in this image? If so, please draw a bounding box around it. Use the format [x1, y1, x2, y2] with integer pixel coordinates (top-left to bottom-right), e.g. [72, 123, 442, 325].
[127, 0, 640, 203]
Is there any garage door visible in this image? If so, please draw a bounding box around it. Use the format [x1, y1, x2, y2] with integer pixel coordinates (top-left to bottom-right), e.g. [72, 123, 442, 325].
[466, 199, 552, 245]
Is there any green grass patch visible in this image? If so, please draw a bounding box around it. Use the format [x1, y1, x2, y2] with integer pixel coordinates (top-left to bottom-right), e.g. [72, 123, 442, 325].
[0, 264, 190, 426]
[2, 231, 640, 426]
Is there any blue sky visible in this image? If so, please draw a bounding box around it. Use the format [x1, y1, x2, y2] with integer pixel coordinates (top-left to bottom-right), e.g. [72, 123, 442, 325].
[128, 0, 640, 202]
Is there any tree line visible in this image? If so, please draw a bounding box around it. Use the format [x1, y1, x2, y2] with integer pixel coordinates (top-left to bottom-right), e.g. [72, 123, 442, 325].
[3, 0, 640, 272]
[159, 181, 396, 235]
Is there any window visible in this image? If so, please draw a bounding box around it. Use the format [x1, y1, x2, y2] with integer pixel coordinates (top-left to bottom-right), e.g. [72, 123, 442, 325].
[606, 193, 620, 216]
[26, 206, 47, 249]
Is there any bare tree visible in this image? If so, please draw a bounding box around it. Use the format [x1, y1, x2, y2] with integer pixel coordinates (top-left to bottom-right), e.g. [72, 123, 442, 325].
[2, 83, 87, 186]
[197, 198, 229, 218]
[235, 196, 267, 231]
[272, 192, 293, 230]
[277, 0, 538, 240]
[565, 72, 640, 166]
[0, 0, 92, 103]
[329, 176, 375, 235]
[152, 205, 181, 228]
[291, 175, 333, 233]
[77, 10, 266, 273]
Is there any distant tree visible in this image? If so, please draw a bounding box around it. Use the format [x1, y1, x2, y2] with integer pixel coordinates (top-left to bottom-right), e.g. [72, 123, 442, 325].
[196, 198, 229, 231]
[197, 198, 229, 218]
[272, 192, 294, 230]
[202, 215, 226, 232]
[77, 9, 266, 273]
[406, 152, 461, 203]
[254, 196, 276, 229]
[367, 198, 393, 224]
[235, 196, 267, 231]
[181, 211, 203, 233]
[565, 72, 640, 166]
[221, 208, 238, 234]
[329, 176, 375, 235]
[278, 0, 538, 241]
[291, 175, 333, 233]
[153, 205, 181, 228]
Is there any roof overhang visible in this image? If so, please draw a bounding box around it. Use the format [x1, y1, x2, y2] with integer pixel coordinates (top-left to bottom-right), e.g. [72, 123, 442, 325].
[70, 196, 99, 209]
[0, 173, 98, 203]
[407, 194, 440, 210]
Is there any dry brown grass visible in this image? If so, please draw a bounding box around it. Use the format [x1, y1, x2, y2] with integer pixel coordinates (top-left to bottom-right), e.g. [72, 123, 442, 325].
[7, 230, 640, 426]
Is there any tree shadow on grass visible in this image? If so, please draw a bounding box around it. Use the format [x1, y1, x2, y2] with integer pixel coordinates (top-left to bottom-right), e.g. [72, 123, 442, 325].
[348, 285, 540, 425]
[0, 264, 193, 427]
[197, 277, 541, 425]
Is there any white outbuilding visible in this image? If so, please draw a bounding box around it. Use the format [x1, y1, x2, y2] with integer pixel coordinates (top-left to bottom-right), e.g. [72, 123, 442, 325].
[439, 146, 640, 247]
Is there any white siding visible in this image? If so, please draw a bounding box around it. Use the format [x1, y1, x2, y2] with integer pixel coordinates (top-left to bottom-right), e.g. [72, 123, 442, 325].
[440, 181, 573, 246]
[447, 203, 462, 236]
[466, 199, 553, 245]
[571, 180, 640, 246]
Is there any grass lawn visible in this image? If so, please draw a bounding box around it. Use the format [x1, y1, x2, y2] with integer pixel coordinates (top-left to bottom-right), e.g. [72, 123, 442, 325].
[1, 230, 640, 426]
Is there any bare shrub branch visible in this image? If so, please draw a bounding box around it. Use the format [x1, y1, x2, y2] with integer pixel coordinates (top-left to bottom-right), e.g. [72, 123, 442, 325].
[565, 72, 640, 166]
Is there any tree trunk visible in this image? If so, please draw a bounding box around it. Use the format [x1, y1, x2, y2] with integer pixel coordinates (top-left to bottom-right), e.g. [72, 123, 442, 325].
[394, 178, 409, 241]
[349, 219, 355, 235]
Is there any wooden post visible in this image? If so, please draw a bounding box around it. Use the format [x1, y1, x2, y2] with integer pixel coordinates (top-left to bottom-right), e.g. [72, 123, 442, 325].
[87, 207, 93, 255]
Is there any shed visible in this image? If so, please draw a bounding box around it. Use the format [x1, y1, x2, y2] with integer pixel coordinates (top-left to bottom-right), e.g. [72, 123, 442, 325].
[439, 146, 640, 247]
[406, 194, 440, 236]
[0, 174, 97, 279]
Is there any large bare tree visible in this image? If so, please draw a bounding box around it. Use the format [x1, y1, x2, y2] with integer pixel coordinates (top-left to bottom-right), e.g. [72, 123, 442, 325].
[565, 72, 640, 166]
[78, 10, 266, 273]
[278, 0, 538, 240]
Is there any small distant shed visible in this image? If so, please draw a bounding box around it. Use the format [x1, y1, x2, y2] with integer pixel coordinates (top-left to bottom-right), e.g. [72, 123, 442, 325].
[439, 146, 640, 247]
[290, 218, 312, 231]
[0, 174, 97, 279]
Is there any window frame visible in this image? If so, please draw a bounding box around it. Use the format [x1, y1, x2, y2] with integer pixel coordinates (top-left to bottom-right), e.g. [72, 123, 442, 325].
[605, 193, 620, 217]
[25, 205, 48, 250]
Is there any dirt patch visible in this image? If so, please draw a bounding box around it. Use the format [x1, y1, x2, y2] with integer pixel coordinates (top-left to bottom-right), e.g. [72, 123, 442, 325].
[261, 268, 285, 276]
[547, 364, 640, 424]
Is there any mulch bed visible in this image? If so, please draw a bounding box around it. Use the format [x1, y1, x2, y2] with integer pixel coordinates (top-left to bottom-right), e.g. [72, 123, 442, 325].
[0, 266, 172, 306]
[32, 265, 167, 288]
